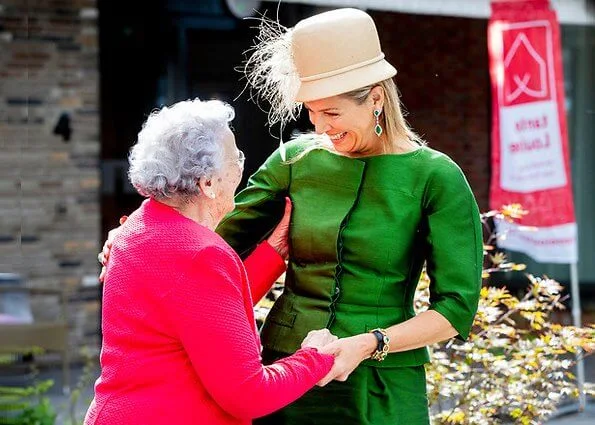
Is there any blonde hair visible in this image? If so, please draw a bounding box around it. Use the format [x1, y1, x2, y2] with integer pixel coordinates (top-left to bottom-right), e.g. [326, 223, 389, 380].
[341, 78, 423, 153]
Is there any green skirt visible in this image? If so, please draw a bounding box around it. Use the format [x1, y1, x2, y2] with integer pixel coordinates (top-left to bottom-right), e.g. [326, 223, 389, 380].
[255, 349, 430, 425]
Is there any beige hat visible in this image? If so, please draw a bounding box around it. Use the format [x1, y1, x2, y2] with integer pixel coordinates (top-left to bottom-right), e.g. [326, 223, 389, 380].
[291, 8, 397, 102]
[242, 7, 396, 138]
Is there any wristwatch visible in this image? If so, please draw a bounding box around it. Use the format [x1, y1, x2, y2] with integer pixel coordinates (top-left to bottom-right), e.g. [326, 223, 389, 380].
[369, 328, 390, 361]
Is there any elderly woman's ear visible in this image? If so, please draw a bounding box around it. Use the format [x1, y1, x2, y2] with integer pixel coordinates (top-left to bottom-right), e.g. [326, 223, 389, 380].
[199, 176, 216, 199]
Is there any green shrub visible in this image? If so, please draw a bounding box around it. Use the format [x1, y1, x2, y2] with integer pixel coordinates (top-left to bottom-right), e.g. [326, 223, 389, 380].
[419, 206, 595, 424]
[0, 380, 56, 425]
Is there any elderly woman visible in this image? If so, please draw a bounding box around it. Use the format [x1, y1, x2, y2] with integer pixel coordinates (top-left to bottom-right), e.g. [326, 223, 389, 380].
[85, 99, 335, 425]
[215, 8, 484, 424]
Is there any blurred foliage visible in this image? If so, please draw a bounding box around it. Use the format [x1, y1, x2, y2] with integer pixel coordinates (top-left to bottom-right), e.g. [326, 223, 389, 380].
[417, 205, 595, 424]
[0, 379, 56, 425]
[0, 345, 98, 425]
[255, 282, 284, 328]
[63, 346, 96, 425]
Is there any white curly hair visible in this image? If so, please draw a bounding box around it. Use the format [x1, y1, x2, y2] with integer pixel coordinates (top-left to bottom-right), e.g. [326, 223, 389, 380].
[128, 98, 234, 201]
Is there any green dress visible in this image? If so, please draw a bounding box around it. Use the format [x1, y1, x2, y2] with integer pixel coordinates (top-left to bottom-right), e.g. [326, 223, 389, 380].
[217, 136, 483, 424]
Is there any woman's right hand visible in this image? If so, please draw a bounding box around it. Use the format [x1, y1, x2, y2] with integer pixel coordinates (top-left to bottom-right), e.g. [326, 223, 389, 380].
[98, 216, 127, 282]
[300, 329, 338, 351]
[266, 197, 292, 260]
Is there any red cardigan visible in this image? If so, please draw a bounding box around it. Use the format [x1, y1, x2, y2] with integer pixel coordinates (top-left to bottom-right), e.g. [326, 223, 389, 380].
[85, 199, 333, 425]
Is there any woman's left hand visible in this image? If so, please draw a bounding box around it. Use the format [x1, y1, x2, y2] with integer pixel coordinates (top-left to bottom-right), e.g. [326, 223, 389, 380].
[98, 215, 127, 282]
[316, 333, 377, 386]
[266, 197, 292, 259]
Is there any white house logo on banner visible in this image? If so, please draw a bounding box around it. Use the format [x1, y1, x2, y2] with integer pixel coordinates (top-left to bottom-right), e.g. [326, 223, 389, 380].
[499, 22, 567, 193]
[489, 0, 577, 263]
[504, 32, 548, 102]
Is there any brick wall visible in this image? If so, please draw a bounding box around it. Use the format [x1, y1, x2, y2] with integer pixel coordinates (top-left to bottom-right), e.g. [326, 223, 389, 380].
[0, 0, 100, 354]
[373, 12, 491, 210]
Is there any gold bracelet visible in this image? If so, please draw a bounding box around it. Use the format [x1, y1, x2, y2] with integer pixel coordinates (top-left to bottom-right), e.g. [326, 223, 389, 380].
[369, 328, 390, 361]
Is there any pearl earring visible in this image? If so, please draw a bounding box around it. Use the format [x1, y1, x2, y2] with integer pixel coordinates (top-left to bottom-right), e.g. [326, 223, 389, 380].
[373, 109, 383, 137]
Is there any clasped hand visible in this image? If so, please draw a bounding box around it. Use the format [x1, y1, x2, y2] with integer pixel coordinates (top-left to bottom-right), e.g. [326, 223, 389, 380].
[301, 330, 376, 387]
[99, 200, 373, 387]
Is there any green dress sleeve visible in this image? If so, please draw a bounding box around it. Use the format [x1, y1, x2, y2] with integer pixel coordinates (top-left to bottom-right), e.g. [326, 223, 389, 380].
[216, 144, 292, 258]
[422, 156, 483, 340]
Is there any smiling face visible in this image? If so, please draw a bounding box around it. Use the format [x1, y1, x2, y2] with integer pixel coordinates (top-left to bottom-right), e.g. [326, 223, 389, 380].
[304, 86, 386, 157]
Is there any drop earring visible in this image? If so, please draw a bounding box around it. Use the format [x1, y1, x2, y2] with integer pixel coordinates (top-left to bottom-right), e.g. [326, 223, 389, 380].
[373, 109, 383, 137]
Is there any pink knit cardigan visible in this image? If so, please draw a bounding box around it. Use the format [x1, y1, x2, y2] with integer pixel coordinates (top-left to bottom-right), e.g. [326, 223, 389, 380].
[84, 199, 333, 424]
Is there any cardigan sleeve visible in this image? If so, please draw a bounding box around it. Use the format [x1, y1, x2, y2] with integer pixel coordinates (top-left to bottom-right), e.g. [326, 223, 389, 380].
[243, 241, 286, 304]
[163, 245, 333, 420]
[216, 143, 292, 259]
[423, 158, 483, 340]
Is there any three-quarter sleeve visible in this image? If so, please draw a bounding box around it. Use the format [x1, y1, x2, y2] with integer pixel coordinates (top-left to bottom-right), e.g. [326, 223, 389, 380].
[423, 159, 483, 340]
[216, 145, 291, 259]
[163, 245, 333, 420]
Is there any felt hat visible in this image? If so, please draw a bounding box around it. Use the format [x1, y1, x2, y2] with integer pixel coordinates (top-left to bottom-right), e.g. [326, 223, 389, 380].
[291, 8, 396, 102]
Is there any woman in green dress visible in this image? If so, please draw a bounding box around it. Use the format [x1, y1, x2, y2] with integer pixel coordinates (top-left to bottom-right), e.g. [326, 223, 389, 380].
[216, 8, 483, 425]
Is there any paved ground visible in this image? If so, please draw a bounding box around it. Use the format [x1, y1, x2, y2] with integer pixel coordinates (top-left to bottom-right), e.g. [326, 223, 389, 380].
[547, 404, 595, 425]
[546, 356, 595, 424]
[46, 365, 97, 425]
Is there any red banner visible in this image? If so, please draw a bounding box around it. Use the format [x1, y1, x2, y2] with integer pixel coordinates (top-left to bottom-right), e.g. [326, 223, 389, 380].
[488, 0, 577, 263]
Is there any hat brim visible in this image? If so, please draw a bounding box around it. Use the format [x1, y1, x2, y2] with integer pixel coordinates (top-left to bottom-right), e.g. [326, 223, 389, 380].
[294, 59, 397, 103]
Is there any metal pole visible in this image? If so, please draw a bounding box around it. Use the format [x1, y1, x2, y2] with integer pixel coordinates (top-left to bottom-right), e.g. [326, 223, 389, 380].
[570, 262, 585, 411]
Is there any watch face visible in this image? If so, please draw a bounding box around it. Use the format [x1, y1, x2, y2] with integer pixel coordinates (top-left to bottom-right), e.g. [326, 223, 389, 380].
[225, 0, 261, 18]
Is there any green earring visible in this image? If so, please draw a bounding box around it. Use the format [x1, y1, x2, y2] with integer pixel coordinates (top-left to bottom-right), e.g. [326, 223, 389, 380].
[374, 109, 383, 137]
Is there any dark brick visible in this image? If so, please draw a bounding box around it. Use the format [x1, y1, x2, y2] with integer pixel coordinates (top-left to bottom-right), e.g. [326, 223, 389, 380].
[21, 235, 40, 243]
[59, 260, 82, 268]
[6, 98, 44, 106]
[57, 42, 81, 51]
[373, 11, 490, 209]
